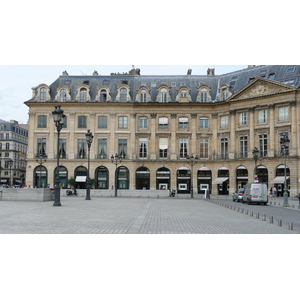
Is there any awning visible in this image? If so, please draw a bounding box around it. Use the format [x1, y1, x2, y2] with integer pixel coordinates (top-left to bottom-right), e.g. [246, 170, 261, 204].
[76, 176, 87, 182]
[212, 177, 229, 184]
[271, 176, 289, 184]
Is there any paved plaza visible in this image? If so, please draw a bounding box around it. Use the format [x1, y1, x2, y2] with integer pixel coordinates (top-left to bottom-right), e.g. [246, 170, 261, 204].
[0, 196, 296, 234]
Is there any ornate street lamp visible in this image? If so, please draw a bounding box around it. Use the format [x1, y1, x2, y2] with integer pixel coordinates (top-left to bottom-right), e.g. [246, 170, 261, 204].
[7, 159, 13, 187]
[111, 154, 124, 197]
[280, 135, 290, 207]
[52, 106, 65, 206]
[186, 154, 199, 198]
[35, 153, 47, 188]
[252, 147, 259, 182]
[85, 129, 94, 200]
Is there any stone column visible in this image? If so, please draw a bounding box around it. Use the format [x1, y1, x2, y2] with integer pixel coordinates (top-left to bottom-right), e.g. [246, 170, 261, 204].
[149, 113, 157, 160]
[229, 110, 236, 159]
[170, 114, 177, 159]
[268, 104, 275, 157]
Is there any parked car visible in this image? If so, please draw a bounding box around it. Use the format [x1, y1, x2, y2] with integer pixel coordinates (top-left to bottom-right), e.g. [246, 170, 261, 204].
[233, 189, 244, 202]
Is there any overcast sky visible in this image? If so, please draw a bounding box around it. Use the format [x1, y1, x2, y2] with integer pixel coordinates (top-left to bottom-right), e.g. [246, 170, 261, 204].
[0, 65, 249, 124]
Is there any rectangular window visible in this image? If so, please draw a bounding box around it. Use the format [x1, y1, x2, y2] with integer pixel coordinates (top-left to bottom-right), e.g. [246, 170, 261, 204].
[98, 116, 107, 129]
[59, 138, 66, 158]
[239, 112, 248, 126]
[220, 116, 228, 129]
[159, 117, 168, 129]
[200, 138, 209, 158]
[179, 137, 188, 158]
[138, 117, 148, 129]
[118, 138, 127, 158]
[159, 138, 168, 158]
[179, 117, 188, 129]
[98, 138, 107, 159]
[38, 115, 47, 128]
[78, 116, 87, 128]
[239, 136, 248, 158]
[78, 138, 86, 158]
[62, 115, 67, 128]
[37, 138, 46, 155]
[199, 118, 209, 129]
[259, 134, 268, 157]
[258, 110, 267, 124]
[118, 116, 128, 129]
[220, 138, 228, 159]
[139, 138, 148, 158]
[278, 106, 288, 121]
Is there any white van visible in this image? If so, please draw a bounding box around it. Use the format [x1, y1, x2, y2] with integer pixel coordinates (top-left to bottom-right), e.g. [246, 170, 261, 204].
[242, 183, 268, 205]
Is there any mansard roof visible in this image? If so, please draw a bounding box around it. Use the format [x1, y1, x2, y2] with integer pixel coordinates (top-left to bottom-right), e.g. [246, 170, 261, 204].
[25, 65, 300, 103]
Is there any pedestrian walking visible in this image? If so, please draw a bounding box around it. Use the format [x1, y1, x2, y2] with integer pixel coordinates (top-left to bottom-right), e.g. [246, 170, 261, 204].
[298, 192, 300, 205]
[269, 187, 273, 198]
[273, 186, 277, 197]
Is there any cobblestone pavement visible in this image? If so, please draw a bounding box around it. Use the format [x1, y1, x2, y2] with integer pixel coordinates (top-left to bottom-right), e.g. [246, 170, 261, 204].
[0, 196, 295, 234]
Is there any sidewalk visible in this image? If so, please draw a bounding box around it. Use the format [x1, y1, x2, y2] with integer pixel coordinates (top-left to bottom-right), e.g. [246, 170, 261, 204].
[0, 196, 295, 234]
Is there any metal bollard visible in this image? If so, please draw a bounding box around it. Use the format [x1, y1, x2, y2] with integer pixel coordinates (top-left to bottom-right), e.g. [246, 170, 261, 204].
[250, 211, 253, 217]
[278, 219, 282, 226]
[262, 214, 266, 221]
[256, 213, 259, 219]
[245, 210, 248, 215]
[270, 216, 273, 224]
[241, 208, 244, 213]
[289, 223, 293, 230]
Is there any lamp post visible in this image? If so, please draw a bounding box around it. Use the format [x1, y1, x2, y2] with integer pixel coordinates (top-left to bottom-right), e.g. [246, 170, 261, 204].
[252, 147, 259, 182]
[35, 153, 47, 188]
[7, 159, 13, 187]
[186, 154, 199, 198]
[52, 106, 65, 206]
[280, 134, 290, 207]
[85, 129, 94, 200]
[111, 154, 123, 197]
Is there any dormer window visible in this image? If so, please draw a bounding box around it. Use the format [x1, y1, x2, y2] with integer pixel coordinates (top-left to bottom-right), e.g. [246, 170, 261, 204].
[40, 88, 47, 101]
[161, 88, 167, 102]
[100, 89, 107, 102]
[60, 89, 67, 102]
[219, 84, 231, 101]
[116, 85, 131, 102]
[157, 85, 171, 103]
[120, 88, 127, 102]
[141, 90, 147, 102]
[80, 88, 87, 102]
[197, 85, 211, 102]
[76, 85, 90, 102]
[201, 88, 208, 102]
[181, 89, 187, 97]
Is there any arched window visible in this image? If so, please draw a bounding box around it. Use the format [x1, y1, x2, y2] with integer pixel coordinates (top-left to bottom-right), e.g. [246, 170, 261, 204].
[181, 89, 187, 98]
[136, 167, 150, 190]
[140, 89, 147, 102]
[60, 89, 66, 102]
[120, 88, 127, 102]
[96, 166, 109, 189]
[80, 88, 87, 102]
[201, 88, 208, 102]
[160, 88, 167, 102]
[40, 88, 47, 101]
[100, 89, 107, 102]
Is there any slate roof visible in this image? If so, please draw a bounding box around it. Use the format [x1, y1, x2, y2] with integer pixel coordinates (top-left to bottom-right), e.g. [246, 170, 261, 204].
[26, 65, 300, 103]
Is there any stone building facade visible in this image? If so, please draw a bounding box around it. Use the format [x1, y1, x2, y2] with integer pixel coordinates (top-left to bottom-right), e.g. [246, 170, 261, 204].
[0, 120, 28, 186]
[24, 65, 300, 196]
